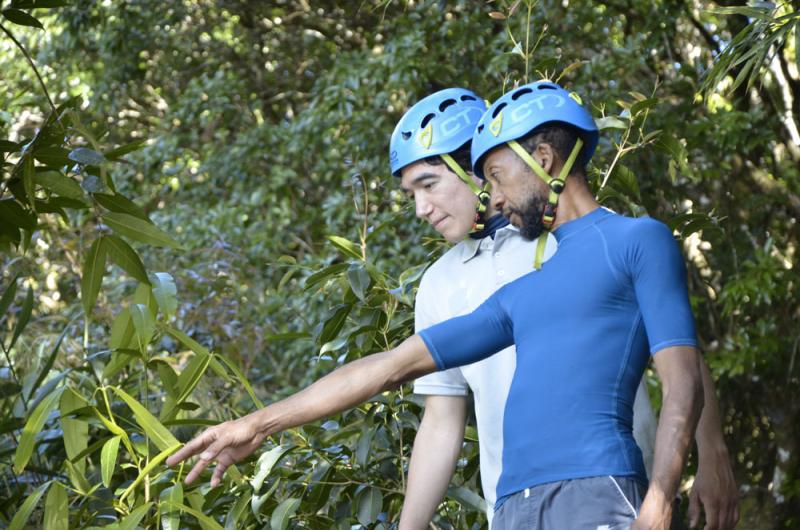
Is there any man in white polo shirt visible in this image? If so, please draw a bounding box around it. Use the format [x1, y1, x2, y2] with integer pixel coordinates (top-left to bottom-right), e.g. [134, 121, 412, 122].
[390, 88, 737, 530]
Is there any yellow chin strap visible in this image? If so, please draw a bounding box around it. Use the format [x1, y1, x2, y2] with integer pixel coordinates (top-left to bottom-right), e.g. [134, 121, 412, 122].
[505, 138, 584, 270]
[440, 153, 492, 232]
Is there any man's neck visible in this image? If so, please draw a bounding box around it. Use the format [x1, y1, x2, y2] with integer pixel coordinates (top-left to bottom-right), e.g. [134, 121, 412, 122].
[550, 175, 600, 230]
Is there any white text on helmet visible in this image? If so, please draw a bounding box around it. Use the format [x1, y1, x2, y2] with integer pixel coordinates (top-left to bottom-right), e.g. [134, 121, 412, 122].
[440, 107, 484, 138]
[509, 94, 565, 123]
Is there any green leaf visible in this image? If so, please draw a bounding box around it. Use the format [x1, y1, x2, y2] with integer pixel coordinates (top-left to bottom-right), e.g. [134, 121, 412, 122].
[33, 146, 72, 167]
[251, 445, 295, 493]
[212, 355, 264, 408]
[118, 502, 153, 530]
[119, 443, 181, 503]
[81, 238, 108, 316]
[43, 481, 68, 530]
[93, 192, 150, 220]
[109, 307, 134, 350]
[103, 212, 182, 249]
[175, 349, 211, 403]
[8, 482, 49, 530]
[0, 274, 19, 320]
[112, 387, 180, 451]
[31, 319, 72, 397]
[446, 485, 486, 511]
[304, 262, 348, 290]
[630, 97, 659, 116]
[318, 304, 351, 345]
[595, 116, 628, 130]
[104, 139, 148, 159]
[0, 198, 37, 230]
[101, 436, 121, 488]
[104, 235, 149, 283]
[68, 147, 106, 166]
[22, 154, 36, 211]
[9, 284, 33, 350]
[14, 386, 65, 473]
[270, 498, 301, 530]
[164, 501, 223, 530]
[0, 139, 20, 152]
[130, 303, 155, 351]
[156, 361, 179, 399]
[1, 8, 44, 29]
[36, 171, 88, 202]
[707, 6, 773, 19]
[162, 325, 211, 356]
[326, 235, 363, 260]
[149, 272, 177, 319]
[60, 388, 88, 474]
[160, 483, 184, 530]
[347, 263, 371, 301]
[356, 487, 383, 526]
[12, 0, 70, 7]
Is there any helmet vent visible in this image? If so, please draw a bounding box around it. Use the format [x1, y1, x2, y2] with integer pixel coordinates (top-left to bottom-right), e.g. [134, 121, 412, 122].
[420, 113, 436, 128]
[477, 124, 484, 133]
[401, 131, 412, 140]
[511, 88, 533, 100]
[460, 95, 476, 101]
[491, 102, 507, 118]
[438, 98, 457, 111]
[537, 83, 557, 90]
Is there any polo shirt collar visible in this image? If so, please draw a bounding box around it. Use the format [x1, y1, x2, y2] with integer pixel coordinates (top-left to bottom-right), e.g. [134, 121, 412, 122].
[461, 223, 519, 263]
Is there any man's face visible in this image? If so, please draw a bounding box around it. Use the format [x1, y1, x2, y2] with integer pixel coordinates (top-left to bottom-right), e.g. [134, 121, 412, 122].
[482, 145, 548, 241]
[400, 160, 480, 243]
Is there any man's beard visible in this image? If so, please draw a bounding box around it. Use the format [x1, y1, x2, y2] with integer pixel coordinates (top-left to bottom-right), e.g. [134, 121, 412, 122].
[507, 193, 548, 241]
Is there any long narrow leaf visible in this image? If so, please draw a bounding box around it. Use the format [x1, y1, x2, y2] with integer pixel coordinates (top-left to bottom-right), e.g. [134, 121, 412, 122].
[9, 285, 33, 350]
[111, 387, 179, 451]
[118, 444, 181, 503]
[212, 356, 264, 408]
[104, 235, 149, 283]
[43, 481, 68, 530]
[81, 238, 107, 316]
[14, 386, 65, 473]
[8, 482, 49, 530]
[101, 436, 121, 488]
[103, 212, 182, 249]
[165, 501, 224, 530]
[31, 318, 74, 397]
[118, 502, 153, 530]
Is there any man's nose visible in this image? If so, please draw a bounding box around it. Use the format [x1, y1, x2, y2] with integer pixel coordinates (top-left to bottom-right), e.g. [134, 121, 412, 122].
[415, 193, 433, 219]
[491, 189, 505, 211]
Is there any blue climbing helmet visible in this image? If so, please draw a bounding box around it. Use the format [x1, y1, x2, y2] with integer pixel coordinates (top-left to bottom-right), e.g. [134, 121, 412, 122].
[389, 88, 486, 176]
[471, 80, 598, 181]
[389, 88, 492, 231]
[471, 81, 598, 230]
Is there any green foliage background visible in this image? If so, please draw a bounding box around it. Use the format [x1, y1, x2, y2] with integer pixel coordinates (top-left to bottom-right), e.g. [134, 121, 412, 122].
[1, 0, 799, 528]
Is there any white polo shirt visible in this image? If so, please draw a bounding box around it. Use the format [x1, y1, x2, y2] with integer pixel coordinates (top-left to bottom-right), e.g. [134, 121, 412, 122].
[414, 224, 658, 525]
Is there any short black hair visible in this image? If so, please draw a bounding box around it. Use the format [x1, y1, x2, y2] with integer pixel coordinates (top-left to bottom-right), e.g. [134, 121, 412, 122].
[423, 141, 473, 175]
[517, 123, 588, 176]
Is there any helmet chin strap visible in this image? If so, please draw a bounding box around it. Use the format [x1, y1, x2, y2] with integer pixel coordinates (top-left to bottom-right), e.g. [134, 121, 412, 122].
[440, 153, 492, 232]
[505, 138, 584, 270]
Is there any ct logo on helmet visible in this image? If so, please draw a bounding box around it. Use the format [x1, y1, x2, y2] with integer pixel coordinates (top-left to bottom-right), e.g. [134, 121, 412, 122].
[509, 94, 565, 122]
[417, 123, 433, 149]
[441, 107, 483, 137]
[489, 112, 503, 137]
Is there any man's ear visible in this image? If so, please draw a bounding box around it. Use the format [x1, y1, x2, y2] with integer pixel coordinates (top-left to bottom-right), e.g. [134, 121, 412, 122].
[534, 143, 555, 174]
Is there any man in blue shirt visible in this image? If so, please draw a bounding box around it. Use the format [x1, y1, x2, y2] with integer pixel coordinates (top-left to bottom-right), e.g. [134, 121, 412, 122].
[168, 82, 737, 529]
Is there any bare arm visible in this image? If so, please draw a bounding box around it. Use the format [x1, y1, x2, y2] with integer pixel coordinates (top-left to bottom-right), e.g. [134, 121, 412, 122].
[399, 395, 468, 530]
[634, 346, 704, 530]
[166, 335, 437, 486]
[688, 358, 739, 530]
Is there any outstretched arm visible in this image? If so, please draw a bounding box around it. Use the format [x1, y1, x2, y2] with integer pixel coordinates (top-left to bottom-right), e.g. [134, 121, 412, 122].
[634, 346, 704, 530]
[166, 335, 437, 486]
[689, 358, 739, 530]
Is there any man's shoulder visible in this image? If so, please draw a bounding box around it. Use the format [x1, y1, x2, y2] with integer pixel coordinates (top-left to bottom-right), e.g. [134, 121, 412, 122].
[420, 240, 476, 282]
[598, 211, 673, 241]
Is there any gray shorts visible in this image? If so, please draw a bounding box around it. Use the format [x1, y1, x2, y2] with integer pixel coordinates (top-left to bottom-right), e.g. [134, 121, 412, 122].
[493, 475, 645, 530]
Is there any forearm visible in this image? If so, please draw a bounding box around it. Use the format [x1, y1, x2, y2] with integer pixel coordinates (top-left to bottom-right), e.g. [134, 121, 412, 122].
[648, 352, 704, 505]
[694, 359, 728, 457]
[250, 335, 437, 437]
[399, 396, 467, 530]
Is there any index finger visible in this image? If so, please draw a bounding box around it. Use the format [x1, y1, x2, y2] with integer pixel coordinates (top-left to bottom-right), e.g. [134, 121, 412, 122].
[166, 431, 214, 466]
